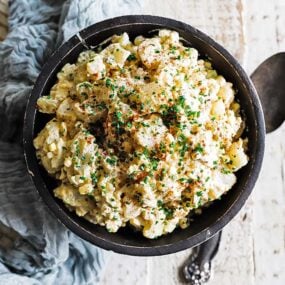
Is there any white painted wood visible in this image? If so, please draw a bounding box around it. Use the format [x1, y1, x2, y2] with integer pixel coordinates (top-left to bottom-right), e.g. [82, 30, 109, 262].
[1, 0, 284, 284]
[244, 1, 285, 284]
[100, 253, 148, 285]
[244, 0, 285, 73]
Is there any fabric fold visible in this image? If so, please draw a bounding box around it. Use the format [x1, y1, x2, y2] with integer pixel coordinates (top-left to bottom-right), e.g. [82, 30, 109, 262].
[0, 0, 144, 284]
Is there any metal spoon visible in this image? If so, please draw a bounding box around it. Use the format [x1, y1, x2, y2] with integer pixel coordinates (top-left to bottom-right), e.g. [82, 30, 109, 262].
[182, 52, 285, 284]
[251, 52, 285, 133]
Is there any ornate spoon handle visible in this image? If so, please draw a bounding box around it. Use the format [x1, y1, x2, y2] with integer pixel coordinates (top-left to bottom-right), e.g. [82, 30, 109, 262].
[183, 231, 222, 284]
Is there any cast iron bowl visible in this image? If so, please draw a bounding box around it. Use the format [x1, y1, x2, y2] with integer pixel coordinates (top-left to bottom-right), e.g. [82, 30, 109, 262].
[23, 15, 265, 256]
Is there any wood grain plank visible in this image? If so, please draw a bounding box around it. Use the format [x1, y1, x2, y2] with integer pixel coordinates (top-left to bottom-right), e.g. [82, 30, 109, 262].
[244, 0, 284, 73]
[0, 13, 7, 27]
[100, 252, 148, 285]
[275, 0, 285, 49]
[143, 0, 246, 62]
[209, 203, 255, 285]
[0, 0, 7, 41]
[146, 248, 193, 285]
[0, 25, 7, 41]
[251, 126, 285, 285]
[244, 1, 285, 284]
[0, 0, 8, 17]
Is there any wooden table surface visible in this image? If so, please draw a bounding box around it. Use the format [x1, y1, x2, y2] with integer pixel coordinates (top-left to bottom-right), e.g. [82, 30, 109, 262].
[1, 1, 284, 284]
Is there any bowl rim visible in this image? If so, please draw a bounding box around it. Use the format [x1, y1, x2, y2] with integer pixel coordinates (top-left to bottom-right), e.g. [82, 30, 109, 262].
[23, 15, 265, 256]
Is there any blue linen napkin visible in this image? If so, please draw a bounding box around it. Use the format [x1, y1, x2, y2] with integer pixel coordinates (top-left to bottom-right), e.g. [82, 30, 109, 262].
[0, 0, 143, 284]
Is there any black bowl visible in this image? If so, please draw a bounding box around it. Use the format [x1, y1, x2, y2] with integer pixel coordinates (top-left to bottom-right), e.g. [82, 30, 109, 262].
[23, 15, 265, 256]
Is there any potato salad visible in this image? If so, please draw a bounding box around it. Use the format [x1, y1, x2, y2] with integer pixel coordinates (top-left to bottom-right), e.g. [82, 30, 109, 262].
[34, 30, 248, 239]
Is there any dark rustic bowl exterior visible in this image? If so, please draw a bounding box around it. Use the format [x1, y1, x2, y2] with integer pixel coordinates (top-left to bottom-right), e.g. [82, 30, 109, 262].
[23, 15, 265, 256]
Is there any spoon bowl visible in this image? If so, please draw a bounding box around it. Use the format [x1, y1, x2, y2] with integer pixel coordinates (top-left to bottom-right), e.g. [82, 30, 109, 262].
[251, 52, 285, 133]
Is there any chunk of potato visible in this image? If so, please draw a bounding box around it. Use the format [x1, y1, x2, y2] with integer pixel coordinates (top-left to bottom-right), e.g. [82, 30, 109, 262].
[228, 139, 248, 171]
[138, 38, 162, 69]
